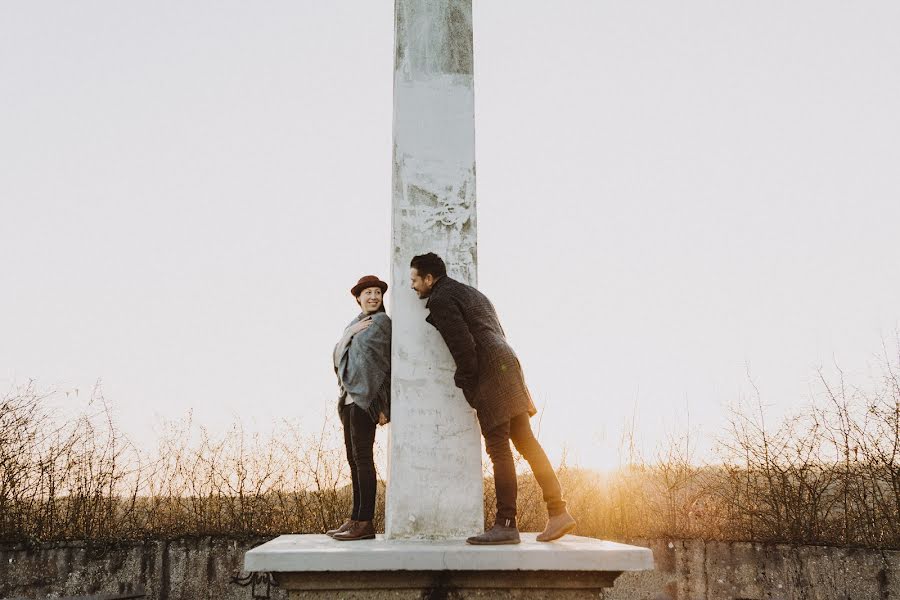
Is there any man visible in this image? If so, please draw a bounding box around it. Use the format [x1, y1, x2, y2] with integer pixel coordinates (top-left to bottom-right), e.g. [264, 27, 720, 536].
[409, 252, 576, 545]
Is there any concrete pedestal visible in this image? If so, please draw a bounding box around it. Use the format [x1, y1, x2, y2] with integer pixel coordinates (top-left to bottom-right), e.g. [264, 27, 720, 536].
[387, 0, 484, 539]
[245, 534, 654, 598]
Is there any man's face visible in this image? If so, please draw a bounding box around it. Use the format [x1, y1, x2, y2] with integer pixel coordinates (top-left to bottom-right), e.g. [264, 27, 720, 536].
[357, 286, 383, 314]
[410, 268, 434, 299]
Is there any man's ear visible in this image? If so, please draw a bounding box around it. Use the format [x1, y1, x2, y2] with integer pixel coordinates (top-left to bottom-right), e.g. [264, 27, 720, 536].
[425, 274, 434, 286]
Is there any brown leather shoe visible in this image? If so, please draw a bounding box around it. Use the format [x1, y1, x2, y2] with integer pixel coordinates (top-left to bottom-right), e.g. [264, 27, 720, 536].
[326, 519, 354, 538]
[466, 521, 521, 545]
[537, 511, 576, 542]
[333, 520, 375, 541]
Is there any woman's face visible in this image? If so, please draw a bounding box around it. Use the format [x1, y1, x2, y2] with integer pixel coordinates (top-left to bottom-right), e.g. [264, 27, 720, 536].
[357, 286, 383, 315]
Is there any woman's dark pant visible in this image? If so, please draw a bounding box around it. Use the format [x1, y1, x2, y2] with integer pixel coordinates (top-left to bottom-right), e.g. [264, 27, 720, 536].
[341, 403, 377, 522]
[484, 412, 566, 523]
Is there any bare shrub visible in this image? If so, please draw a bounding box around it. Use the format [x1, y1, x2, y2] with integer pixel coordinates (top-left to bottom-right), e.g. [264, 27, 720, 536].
[2, 340, 899, 548]
[491, 343, 900, 548]
[0, 382, 362, 542]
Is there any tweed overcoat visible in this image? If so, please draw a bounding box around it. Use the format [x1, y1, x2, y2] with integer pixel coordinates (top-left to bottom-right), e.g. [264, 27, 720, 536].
[425, 276, 537, 434]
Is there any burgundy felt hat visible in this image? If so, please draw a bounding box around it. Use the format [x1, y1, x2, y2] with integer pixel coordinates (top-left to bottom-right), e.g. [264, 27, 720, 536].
[350, 275, 388, 297]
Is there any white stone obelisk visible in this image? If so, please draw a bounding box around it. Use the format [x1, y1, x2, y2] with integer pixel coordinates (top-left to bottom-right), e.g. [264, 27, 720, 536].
[385, 0, 484, 539]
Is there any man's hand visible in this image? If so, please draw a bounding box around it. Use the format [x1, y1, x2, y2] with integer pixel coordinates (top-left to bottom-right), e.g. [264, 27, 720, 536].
[378, 412, 388, 426]
[348, 317, 372, 336]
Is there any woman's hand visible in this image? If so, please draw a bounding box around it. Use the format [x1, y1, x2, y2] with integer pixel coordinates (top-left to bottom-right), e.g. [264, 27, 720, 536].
[347, 317, 373, 336]
[378, 412, 388, 426]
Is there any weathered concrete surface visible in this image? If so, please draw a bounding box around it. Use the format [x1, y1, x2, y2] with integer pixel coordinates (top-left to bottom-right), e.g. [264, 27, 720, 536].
[244, 533, 653, 572]
[387, 0, 483, 540]
[606, 538, 900, 600]
[0, 537, 287, 600]
[3, 537, 899, 599]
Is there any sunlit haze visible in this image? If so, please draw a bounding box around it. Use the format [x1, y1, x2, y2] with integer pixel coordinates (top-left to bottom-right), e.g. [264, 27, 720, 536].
[2, 1, 899, 472]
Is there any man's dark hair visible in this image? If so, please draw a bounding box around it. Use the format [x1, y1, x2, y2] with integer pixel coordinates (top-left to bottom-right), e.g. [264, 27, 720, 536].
[410, 252, 447, 279]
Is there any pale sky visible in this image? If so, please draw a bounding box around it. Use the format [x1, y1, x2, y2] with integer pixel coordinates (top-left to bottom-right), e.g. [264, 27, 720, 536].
[2, 1, 899, 471]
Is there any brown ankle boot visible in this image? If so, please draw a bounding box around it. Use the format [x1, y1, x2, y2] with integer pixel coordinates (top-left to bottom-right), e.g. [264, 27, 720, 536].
[333, 520, 375, 541]
[537, 510, 576, 542]
[466, 518, 521, 545]
[326, 519, 355, 538]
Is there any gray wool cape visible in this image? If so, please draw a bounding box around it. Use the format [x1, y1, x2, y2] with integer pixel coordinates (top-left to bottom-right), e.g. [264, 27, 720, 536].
[333, 311, 392, 423]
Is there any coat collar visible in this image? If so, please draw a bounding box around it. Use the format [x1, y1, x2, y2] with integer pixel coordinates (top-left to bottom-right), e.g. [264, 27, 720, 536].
[425, 276, 449, 309]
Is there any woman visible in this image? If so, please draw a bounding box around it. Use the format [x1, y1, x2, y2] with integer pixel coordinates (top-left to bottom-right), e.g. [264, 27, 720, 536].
[327, 275, 391, 541]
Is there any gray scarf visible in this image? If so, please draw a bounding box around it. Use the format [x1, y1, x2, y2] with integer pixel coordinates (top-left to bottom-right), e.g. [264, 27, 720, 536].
[334, 311, 392, 422]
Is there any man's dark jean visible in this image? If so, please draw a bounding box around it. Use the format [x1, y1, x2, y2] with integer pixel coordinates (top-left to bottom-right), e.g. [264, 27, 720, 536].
[484, 412, 567, 524]
[340, 403, 377, 522]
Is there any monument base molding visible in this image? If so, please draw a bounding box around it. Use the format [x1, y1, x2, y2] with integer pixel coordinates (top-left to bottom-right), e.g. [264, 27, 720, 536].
[279, 572, 620, 599]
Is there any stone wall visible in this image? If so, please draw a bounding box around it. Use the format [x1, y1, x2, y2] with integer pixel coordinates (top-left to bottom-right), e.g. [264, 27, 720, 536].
[0, 537, 281, 600]
[609, 539, 900, 600]
[1, 537, 897, 600]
